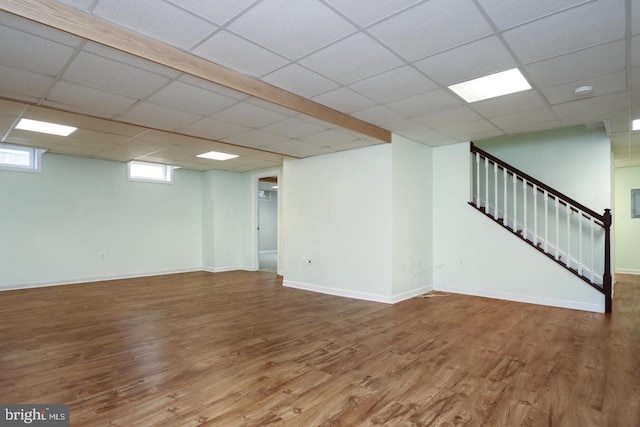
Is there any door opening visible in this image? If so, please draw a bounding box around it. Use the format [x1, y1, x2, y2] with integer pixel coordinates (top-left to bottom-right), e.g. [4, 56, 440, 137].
[258, 176, 278, 272]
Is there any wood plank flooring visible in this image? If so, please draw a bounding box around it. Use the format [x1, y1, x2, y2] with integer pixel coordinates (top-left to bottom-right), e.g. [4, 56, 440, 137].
[1, 271, 639, 426]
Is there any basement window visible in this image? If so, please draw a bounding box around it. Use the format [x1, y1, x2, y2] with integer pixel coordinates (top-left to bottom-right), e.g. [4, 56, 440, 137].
[127, 161, 173, 184]
[0, 143, 44, 173]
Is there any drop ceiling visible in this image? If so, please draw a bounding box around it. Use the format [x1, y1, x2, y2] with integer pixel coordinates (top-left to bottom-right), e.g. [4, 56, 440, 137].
[0, 0, 638, 171]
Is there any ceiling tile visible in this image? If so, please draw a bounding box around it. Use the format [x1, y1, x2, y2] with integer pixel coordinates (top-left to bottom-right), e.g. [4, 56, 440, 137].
[222, 129, 289, 150]
[414, 106, 483, 128]
[192, 30, 288, 78]
[211, 103, 289, 128]
[117, 102, 202, 131]
[0, 11, 83, 47]
[634, 0, 640, 36]
[227, 0, 357, 60]
[476, 0, 591, 30]
[178, 117, 249, 140]
[54, 0, 96, 10]
[351, 105, 406, 125]
[312, 87, 377, 114]
[524, 40, 625, 88]
[349, 66, 437, 104]
[414, 36, 517, 86]
[368, 0, 493, 61]
[0, 65, 55, 100]
[387, 89, 462, 118]
[470, 91, 548, 118]
[44, 80, 138, 118]
[168, 0, 257, 25]
[632, 35, 640, 68]
[540, 71, 627, 106]
[0, 25, 77, 76]
[552, 92, 628, 122]
[323, 0, 423, 27]
[262, 64, 340, 98]
[488, 108, 558, 131]
[62, 52, 172, 98]
[93, 0, 218, 50]
[299, 33, 404, 85]
[147, 80, 238, 116]
[82, 42, 181, 78]
[502, 0, 625, 64]
[440, 119, 503, 140]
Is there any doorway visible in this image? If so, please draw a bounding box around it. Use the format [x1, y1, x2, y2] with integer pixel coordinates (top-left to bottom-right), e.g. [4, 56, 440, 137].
[257, 175, 278, 272]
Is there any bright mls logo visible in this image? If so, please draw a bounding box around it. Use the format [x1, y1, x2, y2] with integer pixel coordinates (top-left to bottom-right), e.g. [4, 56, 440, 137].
[0, 405, 69, 426]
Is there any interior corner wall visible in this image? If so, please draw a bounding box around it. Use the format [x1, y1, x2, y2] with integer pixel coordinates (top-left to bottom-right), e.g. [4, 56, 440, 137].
[202, 169, 252, 272]
[258, 190, 278, 252]
[614, 165, 640, 274]
[282, 144, 393, 302]
[432, 142, 604, 313]
[0, 153, 203, 290]
[391, 134, 434, 300]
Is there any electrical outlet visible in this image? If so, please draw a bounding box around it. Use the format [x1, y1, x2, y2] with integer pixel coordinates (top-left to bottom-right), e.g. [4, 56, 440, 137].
[99, 252, 105, 260]
[456, 259, 463, 267]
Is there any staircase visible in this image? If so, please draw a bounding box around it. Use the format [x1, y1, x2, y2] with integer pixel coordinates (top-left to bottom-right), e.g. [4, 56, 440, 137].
[469, 142, 612, 313]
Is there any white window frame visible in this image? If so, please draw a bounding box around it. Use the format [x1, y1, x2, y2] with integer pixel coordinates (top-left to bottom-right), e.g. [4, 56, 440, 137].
[127, 160, 174, 184]
[0, 143, 45, 173]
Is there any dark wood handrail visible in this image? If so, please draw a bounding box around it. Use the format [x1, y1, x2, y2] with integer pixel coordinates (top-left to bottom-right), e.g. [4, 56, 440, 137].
[470, 142, 603, 221]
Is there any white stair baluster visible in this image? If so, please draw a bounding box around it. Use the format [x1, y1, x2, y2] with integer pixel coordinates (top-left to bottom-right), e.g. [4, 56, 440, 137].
[476, 154, 480, 206]
[533, 184, 538, 246]
[523, 179, 528, 238]
[503, 168, 508, 225]
[485, 157, 489, 211]
[555, 198, 559, 260]
[544, 191, 548, 252]
[578, 210, 583, 275]
[590, 216, 595, 283]
[513, 174, 517, 232]
[566, 204, 571, 268]
[494, 164, 499, 219]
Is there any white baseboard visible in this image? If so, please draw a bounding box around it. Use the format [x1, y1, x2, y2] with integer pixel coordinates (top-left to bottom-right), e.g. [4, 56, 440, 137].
[434, 284, 604, 313]
[283, 280, 433, 304]
[391, 285, 434, 303]
[259, 250, 277, 255]
[202, 265, 255, 273]
[0, 267, 203, 292]
[615, 268, 640, 275]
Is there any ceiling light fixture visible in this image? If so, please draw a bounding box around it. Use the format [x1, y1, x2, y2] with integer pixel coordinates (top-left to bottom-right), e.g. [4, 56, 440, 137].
[633, 119, 640, 131]
[15, 118, 77, 136]
[196, 151, 239, 161]
[448, 68, 532, 103]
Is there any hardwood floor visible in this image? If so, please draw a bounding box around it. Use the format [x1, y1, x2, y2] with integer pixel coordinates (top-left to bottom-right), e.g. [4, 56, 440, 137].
[1, 271, 638, 426]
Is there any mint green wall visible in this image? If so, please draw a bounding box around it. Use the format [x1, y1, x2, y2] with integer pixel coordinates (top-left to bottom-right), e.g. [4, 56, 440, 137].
[282, 144, 394, 301]
[0, 153, 203, 289]
[614, 166, 640, 274]
[476, 126, 612, 213]
[391, 135, 433, 298]
[202, 169, 252, 271]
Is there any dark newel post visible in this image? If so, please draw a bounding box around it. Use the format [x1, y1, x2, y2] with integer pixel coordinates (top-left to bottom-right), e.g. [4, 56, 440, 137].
[603, 208, 612, 313]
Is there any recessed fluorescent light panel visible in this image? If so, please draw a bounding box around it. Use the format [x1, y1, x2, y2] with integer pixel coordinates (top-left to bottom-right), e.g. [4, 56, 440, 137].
[448, 68, 532, 103]
[15, 118, 77, 136]
[633, 119, 640, 131]
[196, 151, 239, 161]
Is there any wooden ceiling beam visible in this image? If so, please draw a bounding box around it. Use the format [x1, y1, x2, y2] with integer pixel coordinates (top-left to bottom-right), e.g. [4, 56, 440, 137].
[0, 0, 391, 143]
